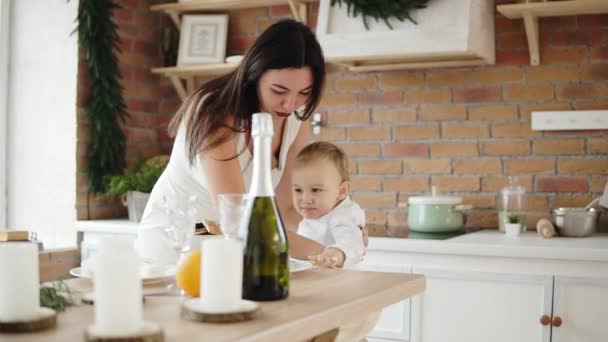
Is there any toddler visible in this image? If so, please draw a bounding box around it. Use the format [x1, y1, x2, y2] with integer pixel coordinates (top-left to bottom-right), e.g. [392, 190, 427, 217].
[292, 141, 365, 268]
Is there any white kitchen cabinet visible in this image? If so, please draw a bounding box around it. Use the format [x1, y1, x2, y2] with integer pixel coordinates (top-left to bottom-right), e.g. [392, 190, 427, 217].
[353, 261, 411, 341]
[551, 276, 608, 342]
[410, 269, 552, 342]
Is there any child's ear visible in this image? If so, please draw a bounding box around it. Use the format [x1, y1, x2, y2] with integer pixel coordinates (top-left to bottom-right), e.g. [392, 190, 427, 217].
[338, 181, 351, 201]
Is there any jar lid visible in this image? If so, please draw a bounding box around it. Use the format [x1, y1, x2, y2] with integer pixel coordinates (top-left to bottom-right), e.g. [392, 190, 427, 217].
[408, 196, 462, 205]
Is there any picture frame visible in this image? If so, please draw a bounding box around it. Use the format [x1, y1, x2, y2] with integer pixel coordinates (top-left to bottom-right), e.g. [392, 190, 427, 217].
[178, 14, 228, 65]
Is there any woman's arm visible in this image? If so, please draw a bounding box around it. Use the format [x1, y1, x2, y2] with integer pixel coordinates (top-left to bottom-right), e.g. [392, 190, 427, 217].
[199, 122, 247, 201]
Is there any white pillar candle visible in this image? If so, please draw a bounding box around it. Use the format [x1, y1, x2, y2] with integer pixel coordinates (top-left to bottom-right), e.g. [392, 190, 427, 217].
[0, 242, 40, 321]
[93, 238, 143, 334]
[200, 238, 243, 312]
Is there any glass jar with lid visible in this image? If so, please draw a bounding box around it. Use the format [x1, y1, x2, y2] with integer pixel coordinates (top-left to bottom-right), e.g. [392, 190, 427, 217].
[498, 176, 526, 232]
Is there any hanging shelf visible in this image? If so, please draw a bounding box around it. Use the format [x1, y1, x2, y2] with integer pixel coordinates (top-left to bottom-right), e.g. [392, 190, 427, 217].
[497, 0, 608, 65]
[150, 0, 316, 28]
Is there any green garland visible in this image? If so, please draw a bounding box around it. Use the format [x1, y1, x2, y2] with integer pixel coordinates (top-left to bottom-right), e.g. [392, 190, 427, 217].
[331, 0, 430, 30]
[77, 0, 128, 193]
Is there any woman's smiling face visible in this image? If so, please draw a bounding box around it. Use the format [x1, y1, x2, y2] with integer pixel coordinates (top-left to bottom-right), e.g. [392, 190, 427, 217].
[257, 67, 313, 119]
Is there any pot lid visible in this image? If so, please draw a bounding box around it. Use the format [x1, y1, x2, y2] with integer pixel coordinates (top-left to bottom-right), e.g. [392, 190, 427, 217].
[408, 196, 462, 205]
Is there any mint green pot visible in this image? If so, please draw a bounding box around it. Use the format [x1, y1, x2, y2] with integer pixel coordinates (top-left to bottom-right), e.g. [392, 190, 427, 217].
[408, 196, 464, 233]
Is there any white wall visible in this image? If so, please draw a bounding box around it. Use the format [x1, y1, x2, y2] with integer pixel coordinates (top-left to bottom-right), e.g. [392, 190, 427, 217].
[7, 0, 78, 247]
[0, 0, 10, 229]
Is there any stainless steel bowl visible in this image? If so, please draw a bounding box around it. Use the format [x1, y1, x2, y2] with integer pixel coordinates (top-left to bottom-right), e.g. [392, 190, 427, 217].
[552, 207, 599, 237]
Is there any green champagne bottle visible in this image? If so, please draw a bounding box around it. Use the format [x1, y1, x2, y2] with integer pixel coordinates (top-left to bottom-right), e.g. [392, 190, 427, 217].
[241, 113, 289, 301]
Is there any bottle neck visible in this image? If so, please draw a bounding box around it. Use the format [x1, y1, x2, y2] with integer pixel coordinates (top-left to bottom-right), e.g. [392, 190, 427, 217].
[249, 134, 274, 197]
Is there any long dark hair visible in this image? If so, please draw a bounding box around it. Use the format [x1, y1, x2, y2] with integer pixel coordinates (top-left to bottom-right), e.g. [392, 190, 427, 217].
[168, 19, 325, 164]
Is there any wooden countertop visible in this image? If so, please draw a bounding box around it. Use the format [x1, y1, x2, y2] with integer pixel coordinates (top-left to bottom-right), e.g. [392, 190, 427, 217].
[5, 268, 425, 341]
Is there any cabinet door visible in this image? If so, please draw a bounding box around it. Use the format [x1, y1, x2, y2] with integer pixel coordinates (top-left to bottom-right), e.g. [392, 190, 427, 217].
[353, 261, 411, 341]
[552, 276, 608, 342]
[411, 268, 552, 342]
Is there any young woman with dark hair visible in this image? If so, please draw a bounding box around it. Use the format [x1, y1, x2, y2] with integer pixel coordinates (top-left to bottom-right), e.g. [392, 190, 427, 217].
[136, 19, 334, 264]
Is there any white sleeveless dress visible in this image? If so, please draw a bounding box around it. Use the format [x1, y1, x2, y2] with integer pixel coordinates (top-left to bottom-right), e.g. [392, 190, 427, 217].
[136, 115, 302, 264]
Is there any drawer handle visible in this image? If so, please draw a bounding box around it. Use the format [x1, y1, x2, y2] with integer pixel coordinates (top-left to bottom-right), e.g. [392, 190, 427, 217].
[552, 316, 562, 327]
[539, 315, 551, 326]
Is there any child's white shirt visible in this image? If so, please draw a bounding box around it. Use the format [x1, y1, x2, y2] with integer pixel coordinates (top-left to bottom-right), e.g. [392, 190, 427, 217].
[296, 197, 366, 268]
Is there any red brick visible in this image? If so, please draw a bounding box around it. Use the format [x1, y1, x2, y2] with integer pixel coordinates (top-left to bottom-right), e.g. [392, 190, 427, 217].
[474, 68, 525, 84]
[383, 143, 429, 158]
[495, 16, 524, 33]
[525, 195, 549, 211]
[591, 176, 608, 192]
[557, 83, 608, 100]
[553, 195, 596, 209]
[351, 176, 381, 192]
[551, 30, 606, 47]
[358, 160, 402, 174]
[520, 103, 572, 120]
[461, 195, 497, 209]
[540, 47, 588, 64]
[527, 65, 579, 83]
[591, 47, 608, 62]
[316, 127, 346, 141]
[358, 91, 403, 106]
[384, 177, 429, 192]
[577, 14, 608, 28]
[387, 212, 407, 228]
[588, 138, 608, 154]
[406, 159, 451, 174]
[372, 108, 417, 123]
[539, 16, 578, 31]
[496, 51, 529, 66]
[348, 127, 390, 141]
[270, 4, 291, 17]
[482, 175, 533, 192]
[352, 192, 396, 209]
[464, 212, 498, 229]
[558, 159, 608, 175]
[404, 89, 451, 104]
[419, 105, 467, 121]
[338, 144, 380, 158]
[482, 140, 530, 156]
[492, 122, 542, 138]
[468, 105, 518, 121]
[432, 176, 480, 191]
[504, 159, 554, 174]
[453, 87, 502, 103]
[379, 72, 424, 89]
[442, 123, 489, 139]
[582, 64, 608, 81]
[497, 32, 528, 50]
[533, 139, 585, 155]
[505, 84, 554, 101]
[327, 110, 369, 124]
[393, 125, 439, 140]
[227, 36, 256, 53]
[427, 70, 475, 87]
[335, 76, 377, 92]
[431, 142, 478, 157]
[536, 177, 589, 193]
[453, 160, 502, 174]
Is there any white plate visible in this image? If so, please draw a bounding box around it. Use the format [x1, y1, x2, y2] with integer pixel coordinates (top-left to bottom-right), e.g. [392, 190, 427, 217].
[290, 259, 313, 273]
[69, 266, 175, 285]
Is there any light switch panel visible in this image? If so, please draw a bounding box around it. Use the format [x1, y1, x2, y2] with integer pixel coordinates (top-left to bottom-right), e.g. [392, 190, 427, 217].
[531, 110, 608, 130]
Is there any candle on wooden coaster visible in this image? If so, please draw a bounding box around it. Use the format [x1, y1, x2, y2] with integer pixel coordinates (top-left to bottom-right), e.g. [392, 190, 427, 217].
[92, 238, 143, 334]
[200, 238, 243, 312]
[0, 242, 40, 321]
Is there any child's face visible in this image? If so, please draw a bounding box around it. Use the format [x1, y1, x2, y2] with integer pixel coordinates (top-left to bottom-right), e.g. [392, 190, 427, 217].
[292, 159, 349, 220]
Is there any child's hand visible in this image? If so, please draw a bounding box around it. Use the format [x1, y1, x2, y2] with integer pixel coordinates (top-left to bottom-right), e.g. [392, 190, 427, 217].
[308, 248, 346, 268]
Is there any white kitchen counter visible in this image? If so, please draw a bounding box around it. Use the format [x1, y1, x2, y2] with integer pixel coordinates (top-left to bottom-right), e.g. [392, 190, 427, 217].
[369, 230, 608, 262]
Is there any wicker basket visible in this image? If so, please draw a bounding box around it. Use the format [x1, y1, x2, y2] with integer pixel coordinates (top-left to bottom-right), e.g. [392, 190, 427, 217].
[122, 191, 150, 222]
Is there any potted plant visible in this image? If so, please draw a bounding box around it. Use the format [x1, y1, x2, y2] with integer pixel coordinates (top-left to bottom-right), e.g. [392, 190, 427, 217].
[505, 214, 522, 238]
[102, 155, 169, 222]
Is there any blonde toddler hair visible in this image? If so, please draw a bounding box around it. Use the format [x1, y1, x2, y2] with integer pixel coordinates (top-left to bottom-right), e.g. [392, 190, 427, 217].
[294, 141, 350, 182]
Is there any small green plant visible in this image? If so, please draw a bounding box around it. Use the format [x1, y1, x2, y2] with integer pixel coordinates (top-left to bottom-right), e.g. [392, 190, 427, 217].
[507, 214, 521, 224]
[102, 155, 169, 198]
[40, 280, 74, 312]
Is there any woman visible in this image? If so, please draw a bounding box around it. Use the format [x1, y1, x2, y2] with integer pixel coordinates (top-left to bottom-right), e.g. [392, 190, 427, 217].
[136, 19, 332, 264]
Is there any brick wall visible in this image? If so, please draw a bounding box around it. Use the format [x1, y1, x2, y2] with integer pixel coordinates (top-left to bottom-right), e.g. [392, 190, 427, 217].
[76, 1, 608, 230]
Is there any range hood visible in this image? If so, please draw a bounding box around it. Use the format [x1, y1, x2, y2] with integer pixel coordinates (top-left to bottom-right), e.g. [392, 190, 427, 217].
[316, 0, 495, 72]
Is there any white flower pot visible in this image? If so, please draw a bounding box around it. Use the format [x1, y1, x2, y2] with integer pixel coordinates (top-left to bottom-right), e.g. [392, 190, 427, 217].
[505, 223, 522, 238]
[122, 191, 150, 222]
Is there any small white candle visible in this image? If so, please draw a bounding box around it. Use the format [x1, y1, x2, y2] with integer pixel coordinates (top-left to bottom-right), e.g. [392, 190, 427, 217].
[93, 238, 143, 334]
[200, 238, 243, 312]
[0, 242, 40, 321]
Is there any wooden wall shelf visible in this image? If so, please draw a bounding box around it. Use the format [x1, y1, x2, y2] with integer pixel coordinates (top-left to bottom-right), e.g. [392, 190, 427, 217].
[151, 0, 318, 28]
[497, 0, 608, 65]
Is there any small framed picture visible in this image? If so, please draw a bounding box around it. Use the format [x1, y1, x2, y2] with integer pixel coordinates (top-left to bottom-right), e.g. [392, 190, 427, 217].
[178, 14, 228, 65]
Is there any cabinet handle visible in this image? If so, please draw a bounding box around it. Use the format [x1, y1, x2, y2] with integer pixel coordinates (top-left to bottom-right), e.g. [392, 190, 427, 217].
[539, 315, 551, 326]
[552, 316, 562, 327]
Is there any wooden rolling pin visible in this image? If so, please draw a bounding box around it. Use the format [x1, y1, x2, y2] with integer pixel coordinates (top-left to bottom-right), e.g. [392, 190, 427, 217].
[536, 219, 556, 238]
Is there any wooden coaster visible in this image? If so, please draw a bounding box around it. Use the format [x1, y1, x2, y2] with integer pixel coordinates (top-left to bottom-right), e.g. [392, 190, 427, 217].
[85, 321, 163, 342]
[181, 298, 260, 323]
[0, 307, 57, 332]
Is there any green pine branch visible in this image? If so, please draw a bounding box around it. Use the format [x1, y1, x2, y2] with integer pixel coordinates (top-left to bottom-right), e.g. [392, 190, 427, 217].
[331, 0, 430, 30]
[76, 0, 128, 193]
